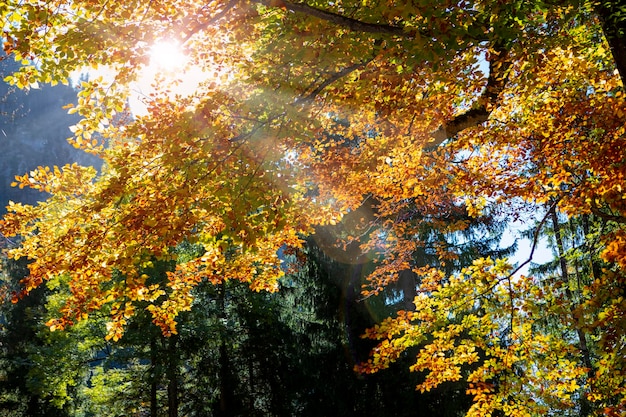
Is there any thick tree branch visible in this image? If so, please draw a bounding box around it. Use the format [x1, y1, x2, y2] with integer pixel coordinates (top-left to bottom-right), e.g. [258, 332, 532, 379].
[428, 45, 511, 148]
[430, 107, 491, 146]
[255, 0, 408, 37]
[590, 200, 626, 223]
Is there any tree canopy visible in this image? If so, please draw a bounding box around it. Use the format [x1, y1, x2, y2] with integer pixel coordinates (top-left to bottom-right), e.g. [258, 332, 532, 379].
[1, 0, 626, 416]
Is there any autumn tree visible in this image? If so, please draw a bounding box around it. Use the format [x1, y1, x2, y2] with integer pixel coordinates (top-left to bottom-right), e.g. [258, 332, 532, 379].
[2, 0, 626, 416]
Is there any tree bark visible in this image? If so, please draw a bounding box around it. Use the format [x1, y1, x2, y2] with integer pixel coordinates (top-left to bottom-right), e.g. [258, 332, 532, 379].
[397, 269, 418, 311]
[216, 281, 233, 417]
[150, 334, 159, 417]
[166, 334, 179, 417]
[581, 215, 602, 283]
[595, 0, 626, 87]
[429, 43, 511, 148]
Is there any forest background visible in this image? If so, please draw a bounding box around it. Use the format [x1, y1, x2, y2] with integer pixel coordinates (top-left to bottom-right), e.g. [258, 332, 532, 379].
[1, 0, 626, 416]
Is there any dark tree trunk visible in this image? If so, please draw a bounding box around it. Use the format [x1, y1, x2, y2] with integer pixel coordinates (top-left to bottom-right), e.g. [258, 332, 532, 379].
[398, 269, 417, 311]
[26, 395, 39, 416]
[216, 281, 233, 417]
[166, 334, 179, 417]
[150, 335, 159, 417]
[596, 0, 626, 87]
[581, 215, 603, 283]
[247, 353, 255, 413]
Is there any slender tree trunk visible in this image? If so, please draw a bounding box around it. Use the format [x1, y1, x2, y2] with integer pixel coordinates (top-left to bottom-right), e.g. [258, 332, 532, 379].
[343, 260, 365, 345]
[248, 353, 255, 413]
[581, 215, 602, 283]
[217, 281, 232, 417]
[26, 395, 39, 416]
[150, 334, 159, 417]
[550, 207, 594, 416]
[166, 334, 179, 417]
[398, 269, 417, 311]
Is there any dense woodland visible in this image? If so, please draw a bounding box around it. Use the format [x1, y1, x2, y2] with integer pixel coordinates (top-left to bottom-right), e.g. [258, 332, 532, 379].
[1, 0, 626, 416]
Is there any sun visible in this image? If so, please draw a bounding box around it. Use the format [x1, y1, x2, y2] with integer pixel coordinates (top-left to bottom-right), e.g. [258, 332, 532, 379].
[127, 38, 230, 116]
[129, 39, 215, 115]
[148, 40, 188, 72]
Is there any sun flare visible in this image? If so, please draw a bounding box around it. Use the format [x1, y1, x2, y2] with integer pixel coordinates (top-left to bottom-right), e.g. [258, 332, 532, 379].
[148, 40, 188, 72]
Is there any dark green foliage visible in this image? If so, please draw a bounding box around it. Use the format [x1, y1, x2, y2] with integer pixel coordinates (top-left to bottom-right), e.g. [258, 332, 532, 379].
[0, 235, 476, 417]
[0, 256, 74, 417]
[288, 238, 474, 417]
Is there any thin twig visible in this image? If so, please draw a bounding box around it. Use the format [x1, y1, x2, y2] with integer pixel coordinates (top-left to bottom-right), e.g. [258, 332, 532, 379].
[180, 0, 238, 44]
[503, 199, 559, 281]
[296, 60, 372, 104]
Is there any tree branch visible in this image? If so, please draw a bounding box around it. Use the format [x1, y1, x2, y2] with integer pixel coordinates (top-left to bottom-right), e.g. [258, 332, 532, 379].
[428, 44, 511, 148]
[180, 0, 238, 43]
[590, 200, 626, 223]
[297, 59, 372, 104]
[255, 0, 408, 37]
[503, 199, 559, 281]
